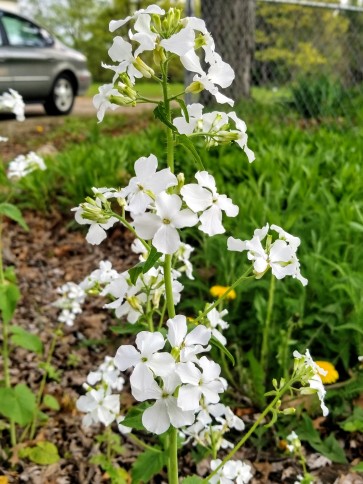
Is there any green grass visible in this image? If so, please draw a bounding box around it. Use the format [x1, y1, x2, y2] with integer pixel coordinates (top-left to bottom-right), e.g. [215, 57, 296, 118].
[87, 82, 184, 99]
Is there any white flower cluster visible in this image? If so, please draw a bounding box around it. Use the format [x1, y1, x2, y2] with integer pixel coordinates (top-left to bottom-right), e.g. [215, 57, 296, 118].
[53, 282, 86, 327]
[76, 355, 129, 431]
[92, 5, 254, 161]
[113, 316, 226, 435]
[174, 104, 255, 162]
[209, 458, 253, 484]
[0, 89, 25, 121]
[7, 152, 46, 180]
[228, 223, 308, 286]
[293, 349, 329, 417]
[182, 402, 244, 452]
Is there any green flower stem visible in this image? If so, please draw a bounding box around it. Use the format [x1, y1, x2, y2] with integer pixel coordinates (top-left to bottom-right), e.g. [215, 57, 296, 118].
[168, 427, 179, 484]
[112, 213, 150, 251]
[161, 60, 178, 484]
[158, 299, 168, 329]
[164, 255, 176, 320]
[0, 217, 16, 447]
[28, 326, 62, 441]
[162, 64, 174, 172]
[127, 433, 162, 453]
[203, 382, 292, 483]
[260, 275, 276, 372]
[137, 96, 160, 104]
[194, 267, 253, 323]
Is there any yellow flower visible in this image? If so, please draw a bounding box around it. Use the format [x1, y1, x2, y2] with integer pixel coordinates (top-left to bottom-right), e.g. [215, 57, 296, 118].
[210, 285, 236, 300]
[315, 361, 339, 384]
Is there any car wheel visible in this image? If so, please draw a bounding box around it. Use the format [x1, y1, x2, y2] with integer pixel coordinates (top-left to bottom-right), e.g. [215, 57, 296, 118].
[44, 74, 75, 115]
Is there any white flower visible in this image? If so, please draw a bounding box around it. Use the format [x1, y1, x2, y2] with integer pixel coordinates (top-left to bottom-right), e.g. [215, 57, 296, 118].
[133, 192, 198, 254]
[209, 459, 236, 484]
[105, 279, 147, 323]
[131, 366, 195, 435]
[286, 430, 301, 453]
[72, 199, 118, 245]
[206, 308, 229, 345]
[107, 37, 144, 83]
[53, 282, 86, 326]
[0, 89, 25, 121]
[7, 152, 46, 180]
[76, 387, 120, 427]
[167, 315, 211, 362]
[173, 103, 204, 135]
[176, 356, 225, 411]
[86, 356, 125, 392]
[181, 171, 239, 236]
[191, 55, 235, 106]
[129, 13, 159, 57]
[227, 224, 308, 285]
[93, 83, 125, 122]
[109, 5, 165, 32]
[115, 331, 175, 377]
[293, 349, 329, 417]
[219, 406, 245, 432]
[175, 243, 195, 280]
[80, 260, 119, 291]
[121, 154, 177, 215]
[0, 136, 8, 142]
[234, 461, 253, 483]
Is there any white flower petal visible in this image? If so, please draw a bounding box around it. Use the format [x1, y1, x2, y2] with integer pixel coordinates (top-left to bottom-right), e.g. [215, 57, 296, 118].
[153, 224, 181, 254]
[114, 345, 141, 371]
[86, 224, 107, 245]
[142, 400, 170, 434]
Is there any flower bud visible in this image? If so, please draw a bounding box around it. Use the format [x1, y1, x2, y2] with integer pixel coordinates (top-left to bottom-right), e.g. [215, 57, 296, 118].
[186, 81, 204, 94]
[153, 45, 167, 66]
[133, 57, 154, 78]
[195, 33, 206, 50]
[281, 407, 296, 415]
[109, 94, 136, 107]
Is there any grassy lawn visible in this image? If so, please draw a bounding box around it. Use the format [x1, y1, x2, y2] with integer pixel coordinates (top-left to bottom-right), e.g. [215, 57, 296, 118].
[87, 81, 184, 99]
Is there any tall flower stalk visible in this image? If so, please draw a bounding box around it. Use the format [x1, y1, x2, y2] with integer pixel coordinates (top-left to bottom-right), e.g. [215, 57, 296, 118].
[72, 5, 328, 483]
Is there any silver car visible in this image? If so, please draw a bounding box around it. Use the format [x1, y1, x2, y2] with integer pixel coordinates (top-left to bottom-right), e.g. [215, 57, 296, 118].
[0, 9, 91, 115]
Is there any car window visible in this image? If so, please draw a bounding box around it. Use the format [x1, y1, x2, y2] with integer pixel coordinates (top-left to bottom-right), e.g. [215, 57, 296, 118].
[2, 14, 46, 47]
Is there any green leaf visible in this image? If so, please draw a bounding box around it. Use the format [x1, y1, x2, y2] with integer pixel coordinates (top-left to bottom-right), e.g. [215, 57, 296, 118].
[0, 384, 36, 425]
[351, 462, 363, 472]
[38, 362, 62, 382]
[128, 263, 144, 285]
[312, 434, 348, 464]
[247, 351, 266, 407]
[143, 246, 162, 273]
[131, 449, 167, 483]
[122, 402, 150, 431]
[178, 134, 205, 171]
[0, 203, 28, 230]
[10, 325, 43, 354]
[0, 282, 20, 324]
[210, 336, 235, 366]
[339, 407, 363, 432]
[20, 441, 60, 465]
[43, 394, 60, 411]
[153, 103, 177, 131]
[182, 477, 204, 483]
[175, 98, 189, 122]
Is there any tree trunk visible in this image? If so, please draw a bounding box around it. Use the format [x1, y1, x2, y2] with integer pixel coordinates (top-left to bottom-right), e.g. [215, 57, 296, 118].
[201, 0, 256, 101]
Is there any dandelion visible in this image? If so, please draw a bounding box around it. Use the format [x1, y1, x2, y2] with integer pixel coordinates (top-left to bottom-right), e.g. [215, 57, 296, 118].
[210, 285, 236, 300]
[315, 361, 339, 384]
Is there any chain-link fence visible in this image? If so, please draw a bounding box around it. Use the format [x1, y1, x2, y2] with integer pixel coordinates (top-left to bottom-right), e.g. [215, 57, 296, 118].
[188, 0, 363, 121]
[253, 0, 363, 121]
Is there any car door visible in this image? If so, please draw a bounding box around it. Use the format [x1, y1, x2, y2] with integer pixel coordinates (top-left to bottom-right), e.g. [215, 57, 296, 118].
[0, 11, 55, 100]
[0, 13, 13, 93]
